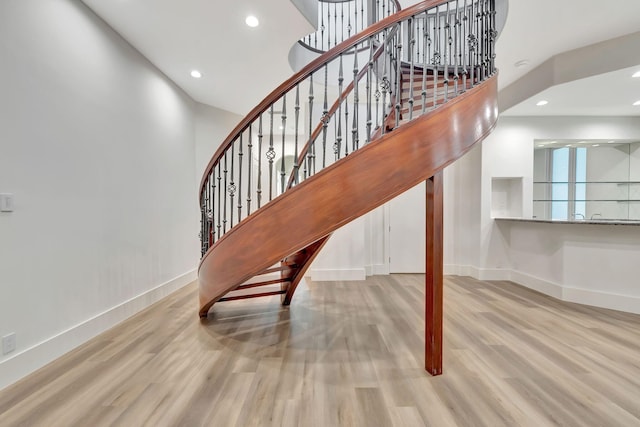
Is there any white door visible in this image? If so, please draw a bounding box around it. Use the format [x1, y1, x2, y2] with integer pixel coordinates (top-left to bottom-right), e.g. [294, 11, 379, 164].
[389, 181, 426, 273]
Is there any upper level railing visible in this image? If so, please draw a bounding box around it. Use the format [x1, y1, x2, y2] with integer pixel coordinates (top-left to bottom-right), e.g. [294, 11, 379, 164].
[200, 0, 501, 257]
[299, 0, 402, 53]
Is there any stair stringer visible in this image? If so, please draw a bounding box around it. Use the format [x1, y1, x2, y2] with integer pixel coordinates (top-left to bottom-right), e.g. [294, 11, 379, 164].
[198, 75, 498, 317]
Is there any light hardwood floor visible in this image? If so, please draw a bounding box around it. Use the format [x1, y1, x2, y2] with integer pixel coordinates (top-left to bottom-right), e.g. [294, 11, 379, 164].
[1, 275, 639, 426]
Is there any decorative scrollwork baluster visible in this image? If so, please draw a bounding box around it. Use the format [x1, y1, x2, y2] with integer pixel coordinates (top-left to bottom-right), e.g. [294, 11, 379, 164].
[306, 74, 314, 180]
[336, 54, 343, 160]
[280, 95, 287, 194]
[366, 40, 373, 143]
[321, 64, 329, 168]
[408, 16, 415, 121]
[293, 84, 300, 185]
[257, 115, 263, 209]
[229, 141, 235, 228]
[352, 50, 359, 151]
[222, 152, 227, 234]
[267, 104, 275, 201]
[216, 163, 221, 238]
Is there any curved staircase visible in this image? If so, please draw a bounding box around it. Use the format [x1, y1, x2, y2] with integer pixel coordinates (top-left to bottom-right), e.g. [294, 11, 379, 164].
[198, 0, 505, 374]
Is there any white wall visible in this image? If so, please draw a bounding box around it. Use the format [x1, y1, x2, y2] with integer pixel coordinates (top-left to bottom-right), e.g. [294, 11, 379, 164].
[445, 115, 640, 313]
[195, 103, 242, 180]
[0, 0, 199, 390]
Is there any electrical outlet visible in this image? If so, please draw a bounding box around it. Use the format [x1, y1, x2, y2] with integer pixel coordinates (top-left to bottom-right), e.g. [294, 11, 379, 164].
[2, 333, 16, 355]
[0, 193, 14, 212]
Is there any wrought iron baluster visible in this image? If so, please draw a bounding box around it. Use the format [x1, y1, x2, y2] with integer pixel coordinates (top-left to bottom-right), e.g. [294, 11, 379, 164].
[237, 133, 243, 223]
[366, 40, 373, 143]
[395, 28, 402, 129]
[490, 0, 497, 74]
[380, 28, 389, 136]
[321, 64, 329, 168]
[320, 2, 325, 51]
[222, 152, 227, 233]
[216, 163, 221, 238]
[352, 50, 359, 151]
[340, 3, 344, 44]
[422, 13, 428, 114]
[257, 115, 263, 208]
[247, 126, 252, 215]
[268, 105, 275, 201]
[469, 0, 476, 85]
[334, 3, 337, 48]
[229, 141, 235, 228]
[408, 16, 415, 121]
[347, 1, 351, 39]
[361, 0, 364, 35]
[453, 1, 460, 96]
[444, 2, 451, 102]
[327, 3, 331, 49]
[336, 54, 344, 160]
[306, 75, 314, 179]
[280, 95, 287, 194]
[293, 84, 300, 185]
[433, 13, 439, 109]
[354, 0, 358, 35]
[344, 94, 349, 157]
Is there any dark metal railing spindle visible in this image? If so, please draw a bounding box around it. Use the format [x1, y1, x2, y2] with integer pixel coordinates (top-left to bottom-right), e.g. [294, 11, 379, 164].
[352, 50, 359, 151]
[408, 17, 415, 121]
[280, 95, 287, 194]
[222, 152, 228, 233]
[336, 54, 344, 160]
[294, 85, 300, 185]
[306, 75, 314, 179]
[366, 40, 373, 142]
[216, 164, 221, 239]
[268, 105, 275, 201]
[257, 115, 263, 209]
[321, 64, 329, 168]
[247, 127, 252, 215]
[237, 133, 243, 222]
[229, 141, 235, 228]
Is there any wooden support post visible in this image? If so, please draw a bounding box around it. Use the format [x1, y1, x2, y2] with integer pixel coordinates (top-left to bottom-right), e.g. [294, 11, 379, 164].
[425, 171, 443, 376]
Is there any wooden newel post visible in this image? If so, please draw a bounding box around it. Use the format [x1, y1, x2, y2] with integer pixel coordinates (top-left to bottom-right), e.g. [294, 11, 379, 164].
[425, 172, 443, 375]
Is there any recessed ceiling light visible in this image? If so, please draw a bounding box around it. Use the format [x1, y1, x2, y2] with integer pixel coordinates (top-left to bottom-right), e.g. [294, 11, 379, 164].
[190, 70, 202, 78]
[633, 100, 640, 106]
[608, 140, 615, 143]
[514, 59, 530, 68]
[567, 144, 573, 147]
[592, 144, 600, 147]
[633, 71, 640, 78]
[536, 100, 548, 106]
[245, 15, 259, 27]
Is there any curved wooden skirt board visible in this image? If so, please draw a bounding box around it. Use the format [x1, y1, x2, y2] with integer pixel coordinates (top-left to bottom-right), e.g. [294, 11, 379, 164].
[198, 76, 498, 318]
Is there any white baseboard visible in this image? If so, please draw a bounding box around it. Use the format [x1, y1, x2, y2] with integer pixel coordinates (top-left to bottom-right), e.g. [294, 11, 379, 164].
[562, 287, 640, 315]
[309, 268, 366, 281]
[0, 269, 197, 392]
[367, 263, 389, 276]
[446, 264, 639, 314]
[509, 270, 563, 299]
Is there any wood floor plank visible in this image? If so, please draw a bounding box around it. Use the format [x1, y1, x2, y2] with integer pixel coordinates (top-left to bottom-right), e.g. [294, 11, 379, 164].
[1, 276, 640, 426]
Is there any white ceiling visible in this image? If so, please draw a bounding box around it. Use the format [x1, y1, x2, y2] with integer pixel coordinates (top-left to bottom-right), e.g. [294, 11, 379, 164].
[503, 65, 640, 116]
[81, 0, 314, 115]
[81, 0, 640, 116]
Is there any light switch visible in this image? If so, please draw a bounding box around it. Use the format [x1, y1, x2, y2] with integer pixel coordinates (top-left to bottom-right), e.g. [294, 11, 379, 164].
[0, 193, 14, 212]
